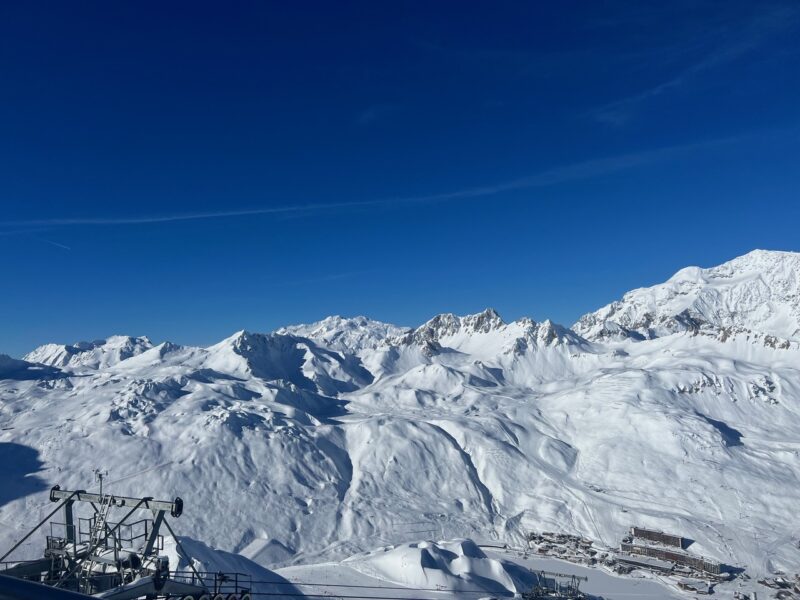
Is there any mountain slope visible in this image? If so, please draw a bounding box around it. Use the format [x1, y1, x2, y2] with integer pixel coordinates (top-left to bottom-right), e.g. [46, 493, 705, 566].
[24, 335, 154, 370]
[574, 249, 800, 343]
[1, 250, 799, 581]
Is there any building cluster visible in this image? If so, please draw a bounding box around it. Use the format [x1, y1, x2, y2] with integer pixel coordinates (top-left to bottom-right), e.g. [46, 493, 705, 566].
[616, 526, 725, 582]
[619, 541, 721, 575]
[524, 526, 758, 597]
[757, 574, 800, 600]
[526, 532, 605, 567]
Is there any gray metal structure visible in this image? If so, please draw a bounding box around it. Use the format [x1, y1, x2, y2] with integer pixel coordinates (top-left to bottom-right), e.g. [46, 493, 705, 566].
[0, 485, 251, 600]
[522, 570, 588, 599]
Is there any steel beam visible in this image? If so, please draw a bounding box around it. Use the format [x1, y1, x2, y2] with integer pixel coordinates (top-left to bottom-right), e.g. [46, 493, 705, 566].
[49, 487, 183, 518]
[141, 510, 165, 557]
[64, 500, 75, 544]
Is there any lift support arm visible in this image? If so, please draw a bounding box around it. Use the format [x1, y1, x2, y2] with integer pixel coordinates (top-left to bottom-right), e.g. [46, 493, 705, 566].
[49, 487, 183, 517]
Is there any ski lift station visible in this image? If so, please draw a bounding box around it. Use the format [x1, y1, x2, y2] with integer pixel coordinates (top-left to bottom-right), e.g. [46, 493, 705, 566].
[0, 485, 251, 600]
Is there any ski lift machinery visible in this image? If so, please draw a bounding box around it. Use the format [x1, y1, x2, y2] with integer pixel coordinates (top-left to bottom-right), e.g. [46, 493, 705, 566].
[522, 570, 589, 600]
[0, 485, 251, 600]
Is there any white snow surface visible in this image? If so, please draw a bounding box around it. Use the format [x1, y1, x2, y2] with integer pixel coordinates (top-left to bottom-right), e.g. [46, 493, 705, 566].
[342, 539, 532, 595]
[24, 335, 154, 370]
[277, 315, 411, 353]
[575, 249, 800, 343]
[276, 541, 685, 600]
[2, 250, 800, 589]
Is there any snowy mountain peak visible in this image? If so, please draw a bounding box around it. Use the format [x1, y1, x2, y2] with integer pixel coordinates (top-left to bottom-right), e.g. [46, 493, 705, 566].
[204, 329, 373, 394]
[276, 315, 409, 352]
[204, 330, 285, 377]
[461, 307, 505, 331]
[531, 319, 582, 346]
[24, 335, 154, 370]
[574, 249, 800, 343]
[383, 309, 582, 360]
[413, 308, 505, 341]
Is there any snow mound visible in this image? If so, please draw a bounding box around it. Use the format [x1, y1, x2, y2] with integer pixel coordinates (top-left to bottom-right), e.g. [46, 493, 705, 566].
[167, 536, 302, 596]
[344, 539, 532, 595]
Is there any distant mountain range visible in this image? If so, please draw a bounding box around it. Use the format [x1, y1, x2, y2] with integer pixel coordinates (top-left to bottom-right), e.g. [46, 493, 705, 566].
[1, 249, 799, 577]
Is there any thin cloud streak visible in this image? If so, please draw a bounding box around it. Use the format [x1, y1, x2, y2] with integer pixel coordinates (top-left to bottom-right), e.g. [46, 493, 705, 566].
[36, 237, 72, 251]
[0, 227, 52, 237]
[388, 130, 753, 202]
[1, 204, 363, 227]
[0, 130, 760, 230]
[591, 5, 800, 125]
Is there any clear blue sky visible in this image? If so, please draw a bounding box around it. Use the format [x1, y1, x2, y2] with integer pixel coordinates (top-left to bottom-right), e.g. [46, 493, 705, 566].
[1, 2, 799, 356]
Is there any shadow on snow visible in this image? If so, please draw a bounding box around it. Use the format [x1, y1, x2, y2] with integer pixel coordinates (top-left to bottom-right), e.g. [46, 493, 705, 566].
[0, 442, 49, 508]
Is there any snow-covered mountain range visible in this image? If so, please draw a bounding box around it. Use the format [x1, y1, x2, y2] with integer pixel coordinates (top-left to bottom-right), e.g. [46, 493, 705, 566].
[1, 249, 799, 580]
[575, 249, 800, 346]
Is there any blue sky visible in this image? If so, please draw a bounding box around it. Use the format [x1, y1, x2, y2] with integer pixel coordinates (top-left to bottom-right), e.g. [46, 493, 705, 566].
[1, 1, 799, 356]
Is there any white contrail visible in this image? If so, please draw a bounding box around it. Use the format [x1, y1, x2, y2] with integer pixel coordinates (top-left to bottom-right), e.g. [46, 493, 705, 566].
[0, 130, 760, 230]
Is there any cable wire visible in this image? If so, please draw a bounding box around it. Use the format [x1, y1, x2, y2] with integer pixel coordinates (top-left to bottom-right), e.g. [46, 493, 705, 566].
[246, 580, 514, 595]
[247, 593, 502, 599]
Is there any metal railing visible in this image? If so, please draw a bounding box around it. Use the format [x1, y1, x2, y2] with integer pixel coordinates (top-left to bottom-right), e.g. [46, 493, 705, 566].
[74, 517, 163, 551]
[0, 565, 251, 596]
[169, 570, 252, 595]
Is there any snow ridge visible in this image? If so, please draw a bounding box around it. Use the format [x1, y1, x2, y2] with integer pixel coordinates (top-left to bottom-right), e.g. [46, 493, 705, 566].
[277, 316, 410, 353]
[24, 335, 153, 370]
[574, 249, 800, 343]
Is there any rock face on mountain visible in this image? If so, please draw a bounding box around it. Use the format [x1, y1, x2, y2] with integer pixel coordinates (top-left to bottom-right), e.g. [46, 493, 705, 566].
[411, 308, 507, 340]
[574, 250, 800, 344]
[2, 250, 800, 579]
[390, 309, 586, 358]
[277, 316, 409, 353]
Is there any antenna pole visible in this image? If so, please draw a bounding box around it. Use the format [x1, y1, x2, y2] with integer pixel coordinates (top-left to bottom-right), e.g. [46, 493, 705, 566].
[93, 469, 108, 497]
